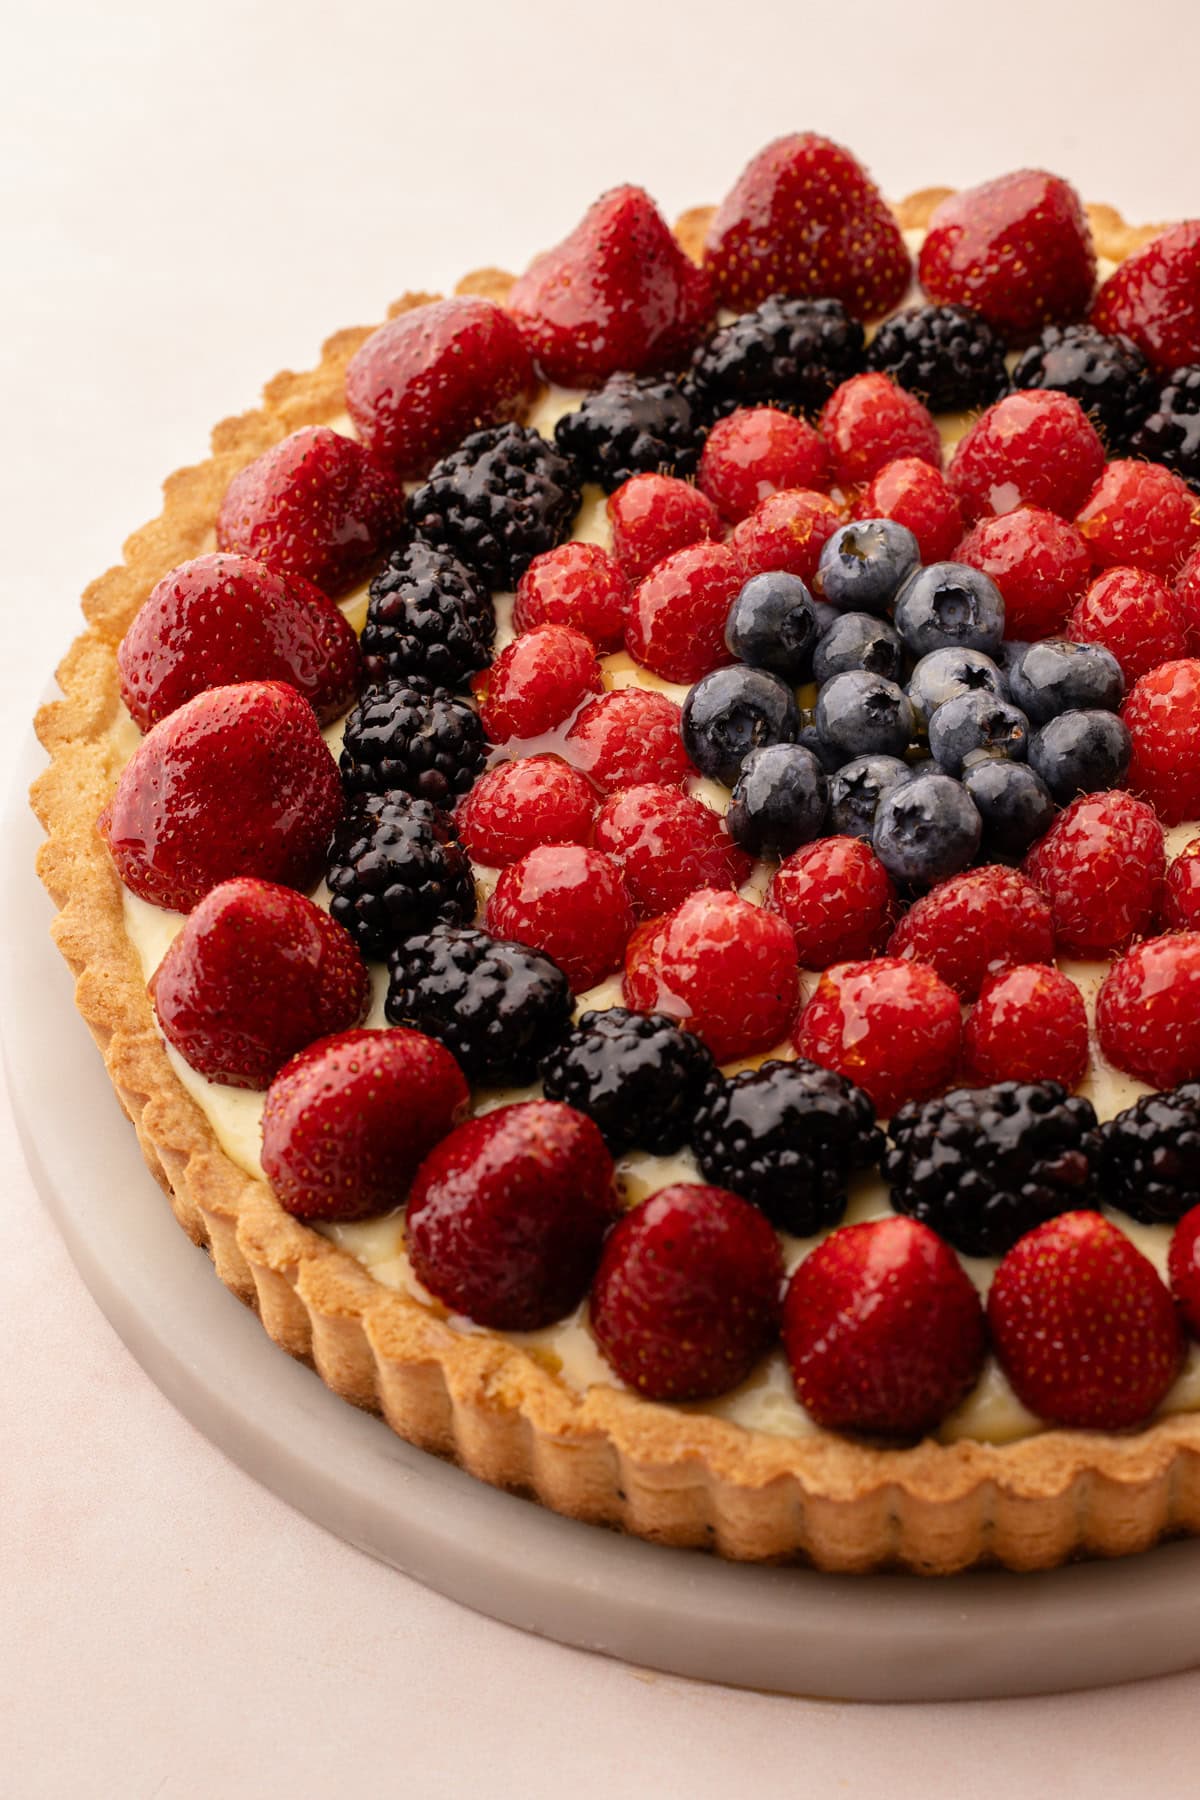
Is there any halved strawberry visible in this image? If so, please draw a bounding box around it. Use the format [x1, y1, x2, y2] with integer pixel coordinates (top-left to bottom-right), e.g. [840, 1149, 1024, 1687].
[1091, 220, 1200, 370]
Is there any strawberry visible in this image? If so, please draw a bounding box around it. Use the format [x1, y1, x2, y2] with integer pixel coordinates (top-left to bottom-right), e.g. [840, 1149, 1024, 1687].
[473, 624, 604, 743]
[485, 844, 634, 992]
[1091, 220, 1200, 371]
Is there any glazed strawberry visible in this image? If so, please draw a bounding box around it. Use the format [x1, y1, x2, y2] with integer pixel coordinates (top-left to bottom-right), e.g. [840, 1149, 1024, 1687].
[473, 624, 603, 743]
[623, 887, 799, 1063]
[704, 133, 911, 320]
[696, 408, 830, 523]
[858, 457, 964, 564]
[405, 1101, 616, 1329]
[1170, 1207, 1200, 1337]
[564, 687, 694, 793]
[783, 1217, 986, 1436]
[485, 844, 634, 992]
[730, 487, 843, 585]
[955, 508, 1091, 641]
[261, 1028, 469, 1222]
[512, 542, 629, 652]
[590, 1183, 783, 1401]
[888, 865, 1055, 1002]
[988, 1212, 1183, 1429]
[818, 373, 941, 488]
[118, 552, 361, 731]
[1066, 566, 1190, 681]
[507, 185, 713, 387]
[606, 473, 721, 585]
[593, 784, 752, 918]
[1097, 933, 1200, 1088]
[344, 296, 536, 478]
[793, 957, 961, 1117]
[918, 171, 1096, 343]
[215, 426, 405, 597]
[98, 680, 343, 913]
[1023, 789, 1165, 956]
[947, 391, 1105, 524]
[1074, 460, 1200, 580]
[1176, 545, 1200, 648]
[150, 879, 368, 1089]
[962, 964, 1089, 1089]
[1163, 837, 1200, 930]
[1091, 220, 1200, 370]
[455, 755, 597, 867]
[625, 541, 742, 684]
[766, 836, 897, 967]
[1123, 658, 1200, 824]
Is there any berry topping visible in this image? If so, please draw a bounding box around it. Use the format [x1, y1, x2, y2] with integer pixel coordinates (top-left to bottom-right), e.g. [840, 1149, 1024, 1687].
[1090, 220, 1200, 371]
[625, 540, 742, 683]
[907, 646, 1008, 720]
[681, 663, 801, 786]
[864, 303, 1009, 412]
[1006, 637, 1124, 724]
[1023, 789, 1165, 957]
[455, 755, 597, 868]
[474, 624, 603, 743]
[962, 964, 1089, 1090]
[767, 835, 897, 966]
[814, 668, 915, 761]
[697, 407, 831, 522]
[563, 686, 694, 793]
[1074, 459, 1200, 580]
[927, 691, 1030, 778]
[325, 790, 475, 959]
[727, 743, 830, 858]
[485, 843, 634, 992]
[1102, 1085, 1200, 1225]
[685, 294, 865, 422]
[893, 561, 1005, 659]
[360, 539, 494, 689]
[815, 518, 920, 617]
[954, 508, 1091, 642]
[539, 1007, 715, 1156]
[730, 486, 844, 585]
[593, 784, 751, 918]
[818, 373, 942, 488]
[1170, 1206, 1200, 1339]
[339, 679, 486, 805]
[871, 772, 983, 890]
[408, 422, 581, 589]
[1164, 837, 1200, 930]
[1026, 708, 1132, 804]
[1130, 364, 1200, 492]
[606, 472, 722, 585]
[793, 956, 962, 1117]
[1065, 565, 1189, 681]
[1123, 657, 1200, 823]
[553, 374, 702, 493]
[947, 390, 1106, 523]
[1176, 543, 1200, 645]
[812, 611, 903, 686]
[888, 864, 1054, 1001]
[725, 571, 821, 681]
[827, 754, 913, 842]
[1096, 932, 1200, 1089]
[1010, 324, 1156, 451]
[859, 457, 964, 565]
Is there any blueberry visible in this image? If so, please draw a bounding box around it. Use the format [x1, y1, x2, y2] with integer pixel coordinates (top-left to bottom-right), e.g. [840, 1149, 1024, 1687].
[828, 754, 914, 840]
[907, 647, 1008, 722]
[812, 611, 904, 686]
[873, 773, 983, 889]
[727, 743, 830, 857]
[893, 562, 1006, 659]
[1027, 709, 1132, 803]
[815, 670, 916, 760]
[962, 759, 1058, 862]
[681, 665, 801, 787]
[1006, 639, 1125, 726]
[796, 717, 847, 773]
[811, 598, 840, 637]
[816, 518, 921, 615]
[927, 692, 1031, 777]
[725, 572, 820, 682]
[993, 639, 1032, 679]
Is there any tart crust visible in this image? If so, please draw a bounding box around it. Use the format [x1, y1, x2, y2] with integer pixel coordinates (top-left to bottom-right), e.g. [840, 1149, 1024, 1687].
[32, 195, 1200, 1577]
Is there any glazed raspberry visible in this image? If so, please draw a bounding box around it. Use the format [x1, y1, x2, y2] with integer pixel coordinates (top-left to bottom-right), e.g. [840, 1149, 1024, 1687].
[325, 791, 475, 959]
[386, 925, 572, 1085]
[1170, 1203, 1200, 1334]
[1164, 837, 1200, 930]
[793, 957, 962, 1117]
[118, 553, 361, 731]
[1123, 658, 1200, 824]
[1023, 789, 1165, 956]
[593, 784, 752, 918]
[1066, 566, 1190, 682]
[485, 844, 634, 992]
[918, 171, 1096, 344]
[1091, 220, 1200, 371]
[606, 474, 722, 585]
[766, 836, 897, 967]
[697, 408, 831, 523]
[782, 1217, 986, 1436]
[1175, 545, 1200, 647]
[344, 296, 536, 479]
[406, 1101, 616, 1329]
[98, 681, 342, 913]
[261, 1028, 469, 1223]
[625, 541, 742, 684]
[888, 865, 1055, 1002]
[962, 965, 1089, 1089]
[360, 540, 494, 690]
[507, 185, 713, 386]
[512, 542, 629, 652]
[149, 880, 369, 1090]
[858, 458, 964, 565]
[1104, 1086, 1200, 1226]
[455, 756, 597, 867]
[1074, 459, 1200, 580]
[474, 625, 603, 743]
[553, 374, 702, 493]
[590, 1184, 783, 1402]
[216, 426, 405, 597]
[730, 487, 843, 585]
[539, 1009, 716, 1156]
[818, 373, 942, 488]
[563, 687, 694, 793]
[947, 391, 1105, 524]
[954, 509, 1091, 641]
[623, 887, 800, 1063]
[988, 1213, 1183, 1430]
[1097, 933, 1200, 1088]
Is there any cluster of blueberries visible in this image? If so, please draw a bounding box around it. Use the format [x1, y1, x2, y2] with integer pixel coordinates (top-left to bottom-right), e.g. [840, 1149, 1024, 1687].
[681, 521, 1128, 886]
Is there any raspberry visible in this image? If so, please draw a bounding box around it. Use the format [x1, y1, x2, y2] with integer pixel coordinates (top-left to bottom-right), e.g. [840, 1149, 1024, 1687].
[697, 407, 831, 523]
[1066, 566, 1190, 681]
[1023, 789, 1165, 957]
[593, 784, 751, 918]
[793, 956, 962, 1117]
[988, 1213, 1183, 1429]
[553, 373, 702, 493]
[782, 1217, 986, 1436]
[1075, 459, 1200, 580]
[485, 844, 634, 992]
[539, 1008, 715, 1156]
[947, 390, 1105, 523]
[730, 487, 843, 585]
[1097, 933, 1200, 1088]
[405, 1101, 616, 1329]
[623, 887, 800, 1063]
[338, 680, 485, 805]
[962, 965, 1089, 1089]
[887, 865, 1055, 1001]
[590, 1184, 783, 1402]
[1164, 837, 1200, 930]
[409, 422, 581, 589]
[864, 304, 1010, 412]
[474, 624, 603, 743]
[684, 294, 866, 421]
[766, 835, 897, 967]
[818, 373, 942, 488]
[859, 458, 964, 564]
[1123, 658, 1200, 824]
[564, 687, 694, 793]
[606, 472, 722, 585]
[325, 791, 475, 959]
[954, 508, 1091, 641]
[512, 542, 629, 652]
[454, 756, 597, 867]
[360, 540, 494, 689]
[1172, 1206, 1200, 1342]
[1104, 1086, 1200, 1225]
[625, 540, 742, 684]
[1091, 220, 1200, 371]
[1178, 545, 1200, 647]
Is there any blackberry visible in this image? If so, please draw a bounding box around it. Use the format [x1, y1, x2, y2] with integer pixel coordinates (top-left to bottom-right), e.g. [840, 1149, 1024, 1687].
[692, 1059, 883, 1237]
[408, 422, 581, 589]
[1099, 1084, 1200, 1224]
[864, 304, 1009, 413]
[684, 295, 865, 422]
[361, 539, 494, 688]
[326, 792, 475, 959]
[1129, 365, 1200, 492]
[539, 1008, 715, 1155]
[385, 924, 572, 1085]
[339, 679, 486, 806]
[885, 1081, 1101, 1258]
[553, 373, 702, 492]
[1010, 325, 1157, 452]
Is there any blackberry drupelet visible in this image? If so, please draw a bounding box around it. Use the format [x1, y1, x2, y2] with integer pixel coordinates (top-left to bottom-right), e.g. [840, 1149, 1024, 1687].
[553, 373, 702, 492]
[1099, 1084, 1200, 1223]
[539, 1008, 716, 1156]
[385, 923, 572, 1084]
[691, 1059, 883, 1237]
[684, 295, 865, 422]
[325, 791, 475, 959]
[1010, 324, 1157, 452]
[339, 679, 486, 806]
[885, 1081, 1101, 1258]
[1129, 365, 1200, 491]
[408, 421, 582, 588]
[361, 539, 494, 688]
[864, 304, 1009, 413]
